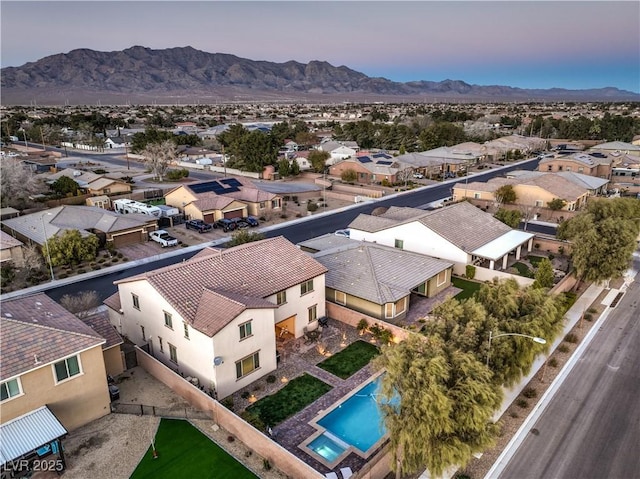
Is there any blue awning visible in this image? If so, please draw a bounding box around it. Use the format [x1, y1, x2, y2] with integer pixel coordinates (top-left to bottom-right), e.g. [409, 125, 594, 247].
[0, 406, 67, 465]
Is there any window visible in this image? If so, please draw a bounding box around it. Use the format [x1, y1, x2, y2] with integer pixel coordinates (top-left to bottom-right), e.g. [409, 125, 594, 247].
[558, 166, 563, 171]
[271, 199, 281, 209]
[578, 167, 584, 173]
[164, 311, 173, 329]
[535, 200, 544, 207]
[384, 303, 394, 318]
[335, 291, 346, 305]
[1, 378, 21, 402]
[474, 192, 481, 199]
[236, 352, 260, 379]
[259, 201, 266, 209]
[169, 344, 178, 364]
[394, 239, 404, 250]
[395, 297, 406, 315]
[308, 304, 317, 323]
[239, 321, 253, 340]
[54, 356, 81, 383]
[158, 337, 164, 353]
[276, 291, 287, 305]
[414, 282, 427, 295]
[566, 167, 572, 172]
[141, 326, 146, 341]
[436, 270, 448, 286]
[301, 279, 314, 295]
[183, 322, 190, 339]
[547, 165, 553, 171]
[132, 293, 140, 310]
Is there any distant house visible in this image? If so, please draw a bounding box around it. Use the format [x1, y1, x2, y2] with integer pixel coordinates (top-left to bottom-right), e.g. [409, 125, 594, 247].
[0, 293, 111, 432]
[0, 230, 25, 267]
[2, 206, 157, 248]
[349, 202, 534, 272]
[329, 153, 398, 184]
[453, 171, 608, 211]
[319, 141, 358, 164]
[105, 237, 327, 399]
[46, 168, 132, 195]
[304, 237, 453, 322]
[590, 141, 640, 158]
[104, 137, 127, 149]
[165, 180, 282, 221]
[538, 152, 615, 179]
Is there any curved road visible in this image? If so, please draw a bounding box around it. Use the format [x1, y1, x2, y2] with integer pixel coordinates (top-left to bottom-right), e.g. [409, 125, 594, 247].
[45, 157, 540, 302]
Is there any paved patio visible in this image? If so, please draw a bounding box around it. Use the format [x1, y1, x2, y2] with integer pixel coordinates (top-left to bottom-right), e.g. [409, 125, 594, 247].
[231, 319, 388, 476]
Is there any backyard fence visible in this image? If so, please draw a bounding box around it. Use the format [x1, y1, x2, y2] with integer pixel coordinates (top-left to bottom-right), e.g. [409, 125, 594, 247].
[111, 402, 211, 420]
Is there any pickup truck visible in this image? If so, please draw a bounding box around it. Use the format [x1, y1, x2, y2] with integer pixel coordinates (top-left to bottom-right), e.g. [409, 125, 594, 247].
[149, 230, 178, 247]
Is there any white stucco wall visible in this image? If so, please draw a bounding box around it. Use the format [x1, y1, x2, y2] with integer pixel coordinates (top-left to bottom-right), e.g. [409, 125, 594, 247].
[350, 222, 470, 265]
[212, 309, 277, 399]
[267, 274, 326, 338]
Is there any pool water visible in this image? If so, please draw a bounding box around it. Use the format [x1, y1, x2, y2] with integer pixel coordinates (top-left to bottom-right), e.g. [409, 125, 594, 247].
[307, 432, 348, 462]
[315, 376, 397, 454]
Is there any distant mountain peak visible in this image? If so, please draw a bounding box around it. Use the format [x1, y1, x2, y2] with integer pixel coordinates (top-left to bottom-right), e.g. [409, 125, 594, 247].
[1, 46, 638, 105]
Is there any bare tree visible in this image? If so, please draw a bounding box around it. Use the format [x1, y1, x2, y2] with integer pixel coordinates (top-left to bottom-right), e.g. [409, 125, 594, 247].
[59, 290, 101, 318]
[0, 157, 44, 207]
[142, 140, 176, 181]
[395, 167, 414, 187]
[22, 244, 44, 272]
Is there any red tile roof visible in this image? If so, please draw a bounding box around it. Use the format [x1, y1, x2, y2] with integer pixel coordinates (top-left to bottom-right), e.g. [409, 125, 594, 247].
[1, 294, 105, 380]
[116, 236, 327, 336]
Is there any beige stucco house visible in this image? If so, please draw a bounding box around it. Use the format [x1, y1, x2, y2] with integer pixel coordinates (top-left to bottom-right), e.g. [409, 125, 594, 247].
[104, 236, 327, 399]
[302, 237, 453, 322]
[0, 294, 111, 432]
[0, 230, 25, 267]
[165, 180, 281, 221]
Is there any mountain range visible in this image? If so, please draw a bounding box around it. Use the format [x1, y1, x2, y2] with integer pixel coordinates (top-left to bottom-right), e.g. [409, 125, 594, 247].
[1, 46, 638, 105]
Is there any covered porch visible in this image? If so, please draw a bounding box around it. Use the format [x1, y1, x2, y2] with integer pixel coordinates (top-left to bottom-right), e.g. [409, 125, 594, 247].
[471, 230, 535, 271]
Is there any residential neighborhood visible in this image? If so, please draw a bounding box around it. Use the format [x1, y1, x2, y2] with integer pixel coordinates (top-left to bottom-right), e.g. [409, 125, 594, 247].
[1, 101, 639, 479]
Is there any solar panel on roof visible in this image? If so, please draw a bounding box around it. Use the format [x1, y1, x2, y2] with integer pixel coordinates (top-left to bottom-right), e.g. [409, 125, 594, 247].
[221, 178, 242, 188]
[376, 160, 393, 166]
[372, 153, 391, 159]
[358, 157, 372, 163]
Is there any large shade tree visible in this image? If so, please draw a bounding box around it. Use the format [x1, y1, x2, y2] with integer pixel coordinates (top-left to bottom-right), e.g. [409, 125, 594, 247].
[558, 197, 640, 286]
[142, 140, 176, 181]
[375, 334, 501, 478]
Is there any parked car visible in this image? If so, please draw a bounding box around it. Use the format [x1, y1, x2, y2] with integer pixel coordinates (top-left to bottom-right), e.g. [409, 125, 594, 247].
[185, 219, 213, 233]
[334, 229, 350, 238]
[214, 218, 237, 232]
[412, 173, 425, 179]
[149, 230, 178, 247]
[243, 216, 260, 227]
[230, 217, 250, 229]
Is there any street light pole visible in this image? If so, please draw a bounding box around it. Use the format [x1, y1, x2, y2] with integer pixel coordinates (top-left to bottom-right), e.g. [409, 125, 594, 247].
[40, 213, 55, 281]
[486, 331, 546, 367]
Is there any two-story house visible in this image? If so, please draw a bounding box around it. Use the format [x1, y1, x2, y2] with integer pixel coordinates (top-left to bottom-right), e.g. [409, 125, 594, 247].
[104, 236, 327, 399]
[0, 294, 112, 432]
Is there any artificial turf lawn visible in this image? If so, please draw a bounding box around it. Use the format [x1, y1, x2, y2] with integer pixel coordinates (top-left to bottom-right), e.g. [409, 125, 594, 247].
[130, 419, 257, 479]
[452, 276, 483, 300]
[317, 340, 380, 379]
[246, 373, 332, 426]
[512, 261, 534, 278]
[527, 255, 546, 267]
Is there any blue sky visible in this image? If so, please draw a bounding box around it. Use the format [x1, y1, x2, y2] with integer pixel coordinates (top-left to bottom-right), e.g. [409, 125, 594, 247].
[1, 1, 638, 93]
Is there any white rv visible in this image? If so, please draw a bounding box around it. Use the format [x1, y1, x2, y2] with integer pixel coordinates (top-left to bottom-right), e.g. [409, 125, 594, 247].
[113, 199, 162, 217]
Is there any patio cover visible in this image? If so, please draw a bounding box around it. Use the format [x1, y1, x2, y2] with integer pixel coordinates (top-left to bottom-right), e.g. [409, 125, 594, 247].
[471, 230, 534, 261]
[0, 406, 67, 465]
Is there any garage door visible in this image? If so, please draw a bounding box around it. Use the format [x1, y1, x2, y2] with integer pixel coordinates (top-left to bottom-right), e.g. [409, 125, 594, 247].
[203, 213, 215, 224]
[223, 209, 244, 219]
[112, 230, 143, 247]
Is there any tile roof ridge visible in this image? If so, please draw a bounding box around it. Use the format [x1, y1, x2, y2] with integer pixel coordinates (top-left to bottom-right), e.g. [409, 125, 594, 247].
[1, 316, 105, 342]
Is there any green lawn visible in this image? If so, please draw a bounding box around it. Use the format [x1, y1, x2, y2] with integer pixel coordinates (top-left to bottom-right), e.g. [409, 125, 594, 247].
[512, 262, 534, 278]
[130, 419, 256, 479]
[452, 277, 483, 300]
[317, 340, 380, 379]
[245, 373, 332, 426]
[527, 255, 546, 267]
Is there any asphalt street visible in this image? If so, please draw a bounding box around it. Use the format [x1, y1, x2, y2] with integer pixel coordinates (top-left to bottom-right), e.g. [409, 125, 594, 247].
[44, 157, 540, 302]
[498, 260, 640, 479]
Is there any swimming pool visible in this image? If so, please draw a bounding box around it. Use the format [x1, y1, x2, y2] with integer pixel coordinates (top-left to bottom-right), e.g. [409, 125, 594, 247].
[304, 375, 397, 466]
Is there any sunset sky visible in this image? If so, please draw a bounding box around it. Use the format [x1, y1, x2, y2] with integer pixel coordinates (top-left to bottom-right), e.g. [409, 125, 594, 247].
[1, 1, 638, 93]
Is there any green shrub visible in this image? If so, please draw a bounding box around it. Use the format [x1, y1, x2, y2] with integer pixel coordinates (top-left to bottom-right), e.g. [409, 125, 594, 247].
[584, 313, 593, 321]
[239, 410, 265, 431]
[77, 269, 86, 274]
[307, 201, 318, 212]
[97, 258, 106, 264]
[516, 399, 529, 409]
[465, 264, 476, 280]
[522, 387, 538, 399]
[280, 214, 288, 219]
[356, 319, 369, 333]
[241, 391, 250, 399]
[92, 265, 101, 271]
[112, 258, 119, 263]
[117, 252, 123, 258]
[549, 358, 559, 368]
[58, 273, 68, 279]
[587, 307, 597, 314]
[558, 344, 570, 353]
[221, 397, 234, 410]
[263, 459, 272, 471]
[564, 333, 579, 344]
[266, 375, 276, 384]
